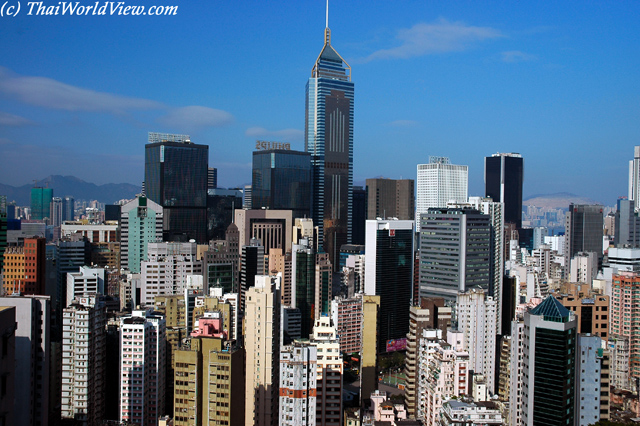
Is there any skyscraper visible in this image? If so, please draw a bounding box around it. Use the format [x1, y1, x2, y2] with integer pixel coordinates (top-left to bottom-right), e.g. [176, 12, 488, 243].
[144, 132, 208, 243]
[120, 195, 163, 273]
[30, 187, 53, 221]
[416, 157, 468, 230]
[629, 146, 640, 207]
[305, 18, 354, 268]
[565, 203, 604, 268]
[366, 177, 415, 220]
[484, 152, 524, 228]
[521, 295, 577, 425]
[364, 219, 414, 352]
[251, 148, 311, 220]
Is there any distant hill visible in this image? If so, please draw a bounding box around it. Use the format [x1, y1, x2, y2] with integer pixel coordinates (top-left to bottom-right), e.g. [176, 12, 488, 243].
[523, 192, 602, 209]
[0, 175, 141, 205]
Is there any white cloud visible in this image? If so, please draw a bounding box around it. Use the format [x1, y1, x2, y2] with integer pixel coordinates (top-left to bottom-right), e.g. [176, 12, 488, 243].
[159, 106, 234, 130]
[245, 127, 304, 142]
[364, 18, 503, 62]
[0, 111, 33, 126]
[0, 66, 163, 113]
[501, 50, 538, 63]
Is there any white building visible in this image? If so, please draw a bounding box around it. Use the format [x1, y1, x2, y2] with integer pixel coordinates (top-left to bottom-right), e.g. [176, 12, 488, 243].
[279, 343, 317, 426]
[439, 400, 503, 425]
[140, 241, 203, 305]
[66, 266, 105, 307]
[570, 252, 598, 284]
[416, 156, 468, 231]
[456, 288, 497, 394]
[119, 309, 166, 426]
[61, 295, 106, 425]
[310, 317, 343, 426]
[61, 221, 118, 243]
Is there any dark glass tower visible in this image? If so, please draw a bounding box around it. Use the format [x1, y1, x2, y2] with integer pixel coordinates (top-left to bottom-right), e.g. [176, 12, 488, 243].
[144, 133, 208, 243]
[30, 187, 53, 220]
[564, 203, 604, 267]
[305, 24, 354, 269]
[251, 149, 311, 219]
[484, 153, 524, 228]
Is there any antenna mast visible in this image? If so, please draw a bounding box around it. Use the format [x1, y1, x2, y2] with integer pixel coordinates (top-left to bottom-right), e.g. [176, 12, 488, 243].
[326, 0, 329, 28]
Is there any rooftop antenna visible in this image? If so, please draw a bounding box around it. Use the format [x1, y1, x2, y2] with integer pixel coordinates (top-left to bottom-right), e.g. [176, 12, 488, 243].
[326, 0, 329, 28]
[324, 0, 331, 44]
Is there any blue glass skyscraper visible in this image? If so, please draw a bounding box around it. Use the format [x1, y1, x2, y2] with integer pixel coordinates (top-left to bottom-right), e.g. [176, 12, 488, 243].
[305, 24, 354, 269]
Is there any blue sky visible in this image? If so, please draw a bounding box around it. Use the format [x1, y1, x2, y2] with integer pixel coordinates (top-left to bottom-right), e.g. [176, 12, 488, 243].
[0, 0, 639, 205]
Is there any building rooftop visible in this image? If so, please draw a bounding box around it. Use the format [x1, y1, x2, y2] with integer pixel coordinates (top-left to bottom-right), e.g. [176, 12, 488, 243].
[530, 295, 571, 321]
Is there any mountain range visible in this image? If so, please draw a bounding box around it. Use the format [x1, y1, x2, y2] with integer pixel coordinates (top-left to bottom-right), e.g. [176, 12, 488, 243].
[523, 192, 602, 209]
[0, 175, 141, 206]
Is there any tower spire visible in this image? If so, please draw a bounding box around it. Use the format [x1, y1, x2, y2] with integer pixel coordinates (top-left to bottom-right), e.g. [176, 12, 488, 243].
[326, 0, 329, 28]
[324, 0, 331, 44]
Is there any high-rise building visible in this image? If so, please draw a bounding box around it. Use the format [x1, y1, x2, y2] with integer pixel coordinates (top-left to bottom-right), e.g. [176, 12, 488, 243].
[206, 188, 243, 241]
[121, 195, 163, 273]
[615, 198, 640, 247]
[61, 295, 106, 426]
[610, 272, 640, 380]
[565, 203, 604, 268]
[575, 335, 610, 426]
[351, 186, 366, 245]
[31, 187, 53, 221]
[251, 148, 311, 220]
[279, 342, 317, 426]
[50, 196, 63, 227]
[305, 20, 354, 268]
[360, 294, 380, 407]
[309, 317, 342, 426]
[119, 309, 167, 426]
[366, 178, 415, 220]
[203, 224, 240, 295]
[629, 146, 640, 207]
[456, 288, 497, 394]
[0, 206, 6, 276]
[521, 295, 577, 425]
[484, 152, 524, 228]
[418, 208, 491, 301]
[1, 236, 46, 295]
[144, 132, 208, 243]
[365, 219, 414, 352]
[207, 167, 217, 190]
[0, 295, 50, 426]
[240, 240, 265, 307]
[416, 157, 468, 230]
[66, 266, 105, 307]
[244, 275, 281, 426]
[234, 209, 293, 256]
[0, 306, 15, 426]
[63, 196, 75, 222]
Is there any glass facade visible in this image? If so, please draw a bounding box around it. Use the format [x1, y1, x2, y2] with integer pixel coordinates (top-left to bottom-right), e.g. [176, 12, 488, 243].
[305, 28, 354, 268]
[485, 154, 524, 228]
[251, 149, 311, 219]
[30, 187, 53, 220]
[295, 250, 316, 339]
[145, 141, 208, 243]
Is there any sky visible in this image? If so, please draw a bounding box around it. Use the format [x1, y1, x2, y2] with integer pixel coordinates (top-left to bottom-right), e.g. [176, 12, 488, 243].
[0, 0, 639, 206]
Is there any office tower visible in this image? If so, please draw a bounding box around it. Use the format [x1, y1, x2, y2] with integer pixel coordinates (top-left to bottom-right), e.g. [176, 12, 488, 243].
[1, 236, 46, 295]
[610, 272, 640, 380]
[404, 297, 450, 417]
[203, 224, 240, 294]
[419, 208, 491, 301]
[61, 295, 106, 426]
[416, 156, 468, 230]
[251, 148, 311, 220]
[615, 198, 640, 247]
[0, 295, 50, 426]
[484, 152, 524, 228]
[62, 196, 75, 221]
[565, 203, 604, 268]
[629, 146, 640, 207]
[521, 295, 577, 425]
[31, 187, 53, 220]
[360, 294, 380, 407]
[351, 186, 366, 245]
[66, 266, 105, 306]
[145, 132, 208, 243]
[243, 185, 252, 209]
[309, 317, 342, 426]
[240, 240, 265, 306]
[206, 188, 242, 241]
[244, 275, 281, 426]
[364, 219, 414, 352]
[234, 209, 293, 256]
[119, 309, 167, 426]
[207, 167, 217, 189]
[569, 251, 598, 283]
[575, 335, 610, 426]
[121, 195, 163, 273]
[173, 314, 245, 426]
[456, 288, 497, 394]
[366, 178, 415, 220]
[279, 342, 317, 426]
[305, 19, 354, 268]
[0, 307, 14, 426]
[50, 196, 63, 227]
[140, 241, 203, 305]
[104, 204, 121, 222]
[292, 217, 318, 251]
